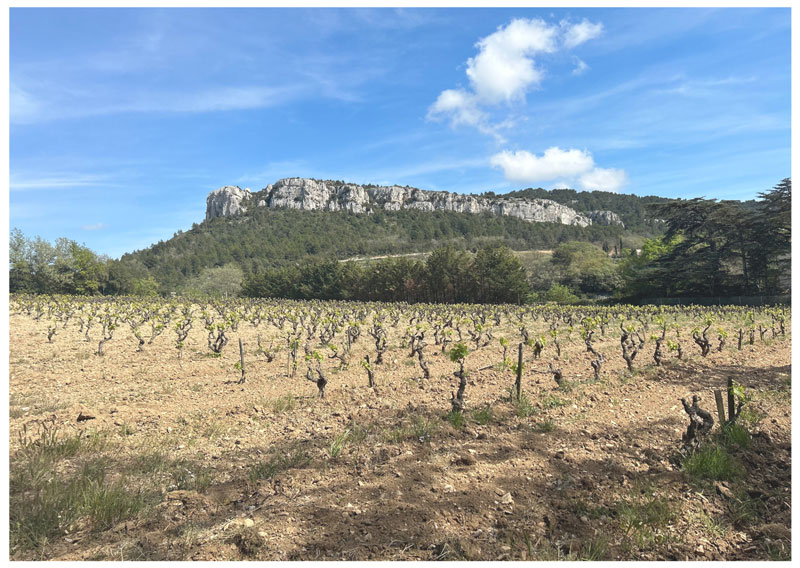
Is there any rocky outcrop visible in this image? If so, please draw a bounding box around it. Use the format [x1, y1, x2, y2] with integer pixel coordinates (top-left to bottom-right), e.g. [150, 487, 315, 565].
[204, 178, 626, 228]
[205, 186, 251, 220]
[587, 210, 624, 228]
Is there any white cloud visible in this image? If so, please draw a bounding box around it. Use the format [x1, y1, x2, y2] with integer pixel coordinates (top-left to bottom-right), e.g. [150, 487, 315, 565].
[10, 173, 112, 191]
[428, 17, 603, 140]
[572, 57, 589, 76]
[81, 223, 108, 231]
[490, 147, 628, 193]
[427, 89, 485, 127]
[490, 147, 595, 183]
[427, 88, 509, 142]
[562, 19, 604, 49]
[466, 18, 558, 104]
[578, 167, 628, 192]
[11, 81, 315, 124]
[10, 84, 44, 124]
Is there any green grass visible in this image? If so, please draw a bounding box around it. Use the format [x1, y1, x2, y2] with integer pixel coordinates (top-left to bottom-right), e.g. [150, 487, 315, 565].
[682, 445, 744, 481]
[10, 424, 150, 553]
[511, 390, 539, 418]
[248, 446, 310, 482]
[533, 419, 555, 433]
[328, 430, 351, 459]
[127, 451, 214, 493]
[541, 394, 569, 409]
[616, 491, 675, 548]
[581, 537, 610, 560]
[471, 404, 494, 425]
[720, 422, 750, 449]
[384, 415, 439, 443]
[267, 394, 296, 413]
[168, 459, 214, 492]
[446, 409, 465, 429]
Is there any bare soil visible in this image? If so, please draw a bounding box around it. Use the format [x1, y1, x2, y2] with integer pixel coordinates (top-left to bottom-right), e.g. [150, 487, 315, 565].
[9, 312, 791, 560]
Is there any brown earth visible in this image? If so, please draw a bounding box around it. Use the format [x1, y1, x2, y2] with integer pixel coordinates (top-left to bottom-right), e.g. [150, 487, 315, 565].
[8, 311, 791, 560]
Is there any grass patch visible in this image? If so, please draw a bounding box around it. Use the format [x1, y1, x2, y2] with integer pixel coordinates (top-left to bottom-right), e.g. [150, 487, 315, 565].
[581, 537, 610, 560]
[471, 404, 493, 425]
[737, 406, 766, 429]
[533, 419, 555, 433]
[201, 421, 225, 440]
[573, 500, 612, 520]
[541, 394, 569, 409]
[267, 394, 296, 413]
[127, 451, 214, 493]
[720, 422, 750, 449]
[384, 415, 438, 443]
[557, 380, 574, 393]
[727, 491, 767, 527]
[511, 390, 539, 418]
[10, 423, 150, 553]
[616, 491, 675, 548]
[682, 444, 744, 481]
[446, 409, 465, 429]
[328, 430, 351, 459]
[248, 445, 310, 482]
[169, 459, 214, 492]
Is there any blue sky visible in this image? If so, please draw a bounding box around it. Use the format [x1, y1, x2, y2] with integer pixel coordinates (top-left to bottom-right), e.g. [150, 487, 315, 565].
[9, 7, 791, 258]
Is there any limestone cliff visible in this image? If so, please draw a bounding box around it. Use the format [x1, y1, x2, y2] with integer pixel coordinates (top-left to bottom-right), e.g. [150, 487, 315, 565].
[204, 178, 625, 227]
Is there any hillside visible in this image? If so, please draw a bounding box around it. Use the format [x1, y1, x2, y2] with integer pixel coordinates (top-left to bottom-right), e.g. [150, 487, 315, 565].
[488, 187, 672, 230]
[124, 205, 640, 293]
[117, 178, 672, 293]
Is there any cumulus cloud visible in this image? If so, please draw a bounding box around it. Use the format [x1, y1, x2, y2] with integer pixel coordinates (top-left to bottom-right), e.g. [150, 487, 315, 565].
[427, 88, 510, 142]
[427, 88, 485, 127]
[562, 19, 604, 49]
[578, 167, 628, 192]
[489, 147, 595, 182]
[427, 17, 603, 138]
[466, 18, 558, 104]
[490, 146, 627, 192]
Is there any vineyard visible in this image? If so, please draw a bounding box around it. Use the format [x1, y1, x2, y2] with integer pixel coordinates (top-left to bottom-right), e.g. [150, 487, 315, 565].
[9, 295, 791, 560]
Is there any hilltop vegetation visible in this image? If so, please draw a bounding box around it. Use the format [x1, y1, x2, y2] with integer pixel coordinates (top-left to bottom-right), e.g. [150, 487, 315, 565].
[8, 179, 790, 302]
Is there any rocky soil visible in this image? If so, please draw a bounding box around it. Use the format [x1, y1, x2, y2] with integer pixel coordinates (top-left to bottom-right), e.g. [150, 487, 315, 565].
[9, 312, 791, 560]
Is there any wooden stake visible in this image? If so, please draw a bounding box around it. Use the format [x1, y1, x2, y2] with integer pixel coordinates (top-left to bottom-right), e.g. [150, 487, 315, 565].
[727, 376, 735, 423]
[515, 343, 523, 401]
[238, 338, 246, 384]
[714, 389, 726, 426]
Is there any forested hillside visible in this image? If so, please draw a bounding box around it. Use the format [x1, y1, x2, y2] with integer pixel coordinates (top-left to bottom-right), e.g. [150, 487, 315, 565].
[486, 187, 673, 230]
[9, 181, 789, 302]
[122, 206, 632, 291]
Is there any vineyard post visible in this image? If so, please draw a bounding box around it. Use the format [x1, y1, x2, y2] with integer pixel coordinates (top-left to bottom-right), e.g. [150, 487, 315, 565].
[713, 389, 726, 425]
[515, 342, 523, 401]
[727, 376, 735, 423]
[238, 338, 246, 384]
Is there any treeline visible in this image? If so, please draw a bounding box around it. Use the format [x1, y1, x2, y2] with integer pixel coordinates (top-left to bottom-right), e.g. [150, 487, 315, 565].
[9, 179, 789, 303]
[122, 207, 627, 290]
[9, 230, 159, 296]
[487, 186, 673, 230]
[241, 245, 532, 304]
[621, 178, 791, 298]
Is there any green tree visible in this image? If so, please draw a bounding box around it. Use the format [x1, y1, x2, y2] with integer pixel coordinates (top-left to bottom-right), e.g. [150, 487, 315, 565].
[472, 245, 530, 304]
[550, 241, 622, 294]
[425, 245, 471, 303]
[182, 263, 244, 298]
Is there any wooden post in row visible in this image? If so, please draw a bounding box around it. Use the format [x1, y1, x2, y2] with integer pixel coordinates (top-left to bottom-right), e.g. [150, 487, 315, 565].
[238, 338, 246, 385]
[515, 342, 523, 401]
[713, 376, 738, 427]
[713, 389, 726, 426]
